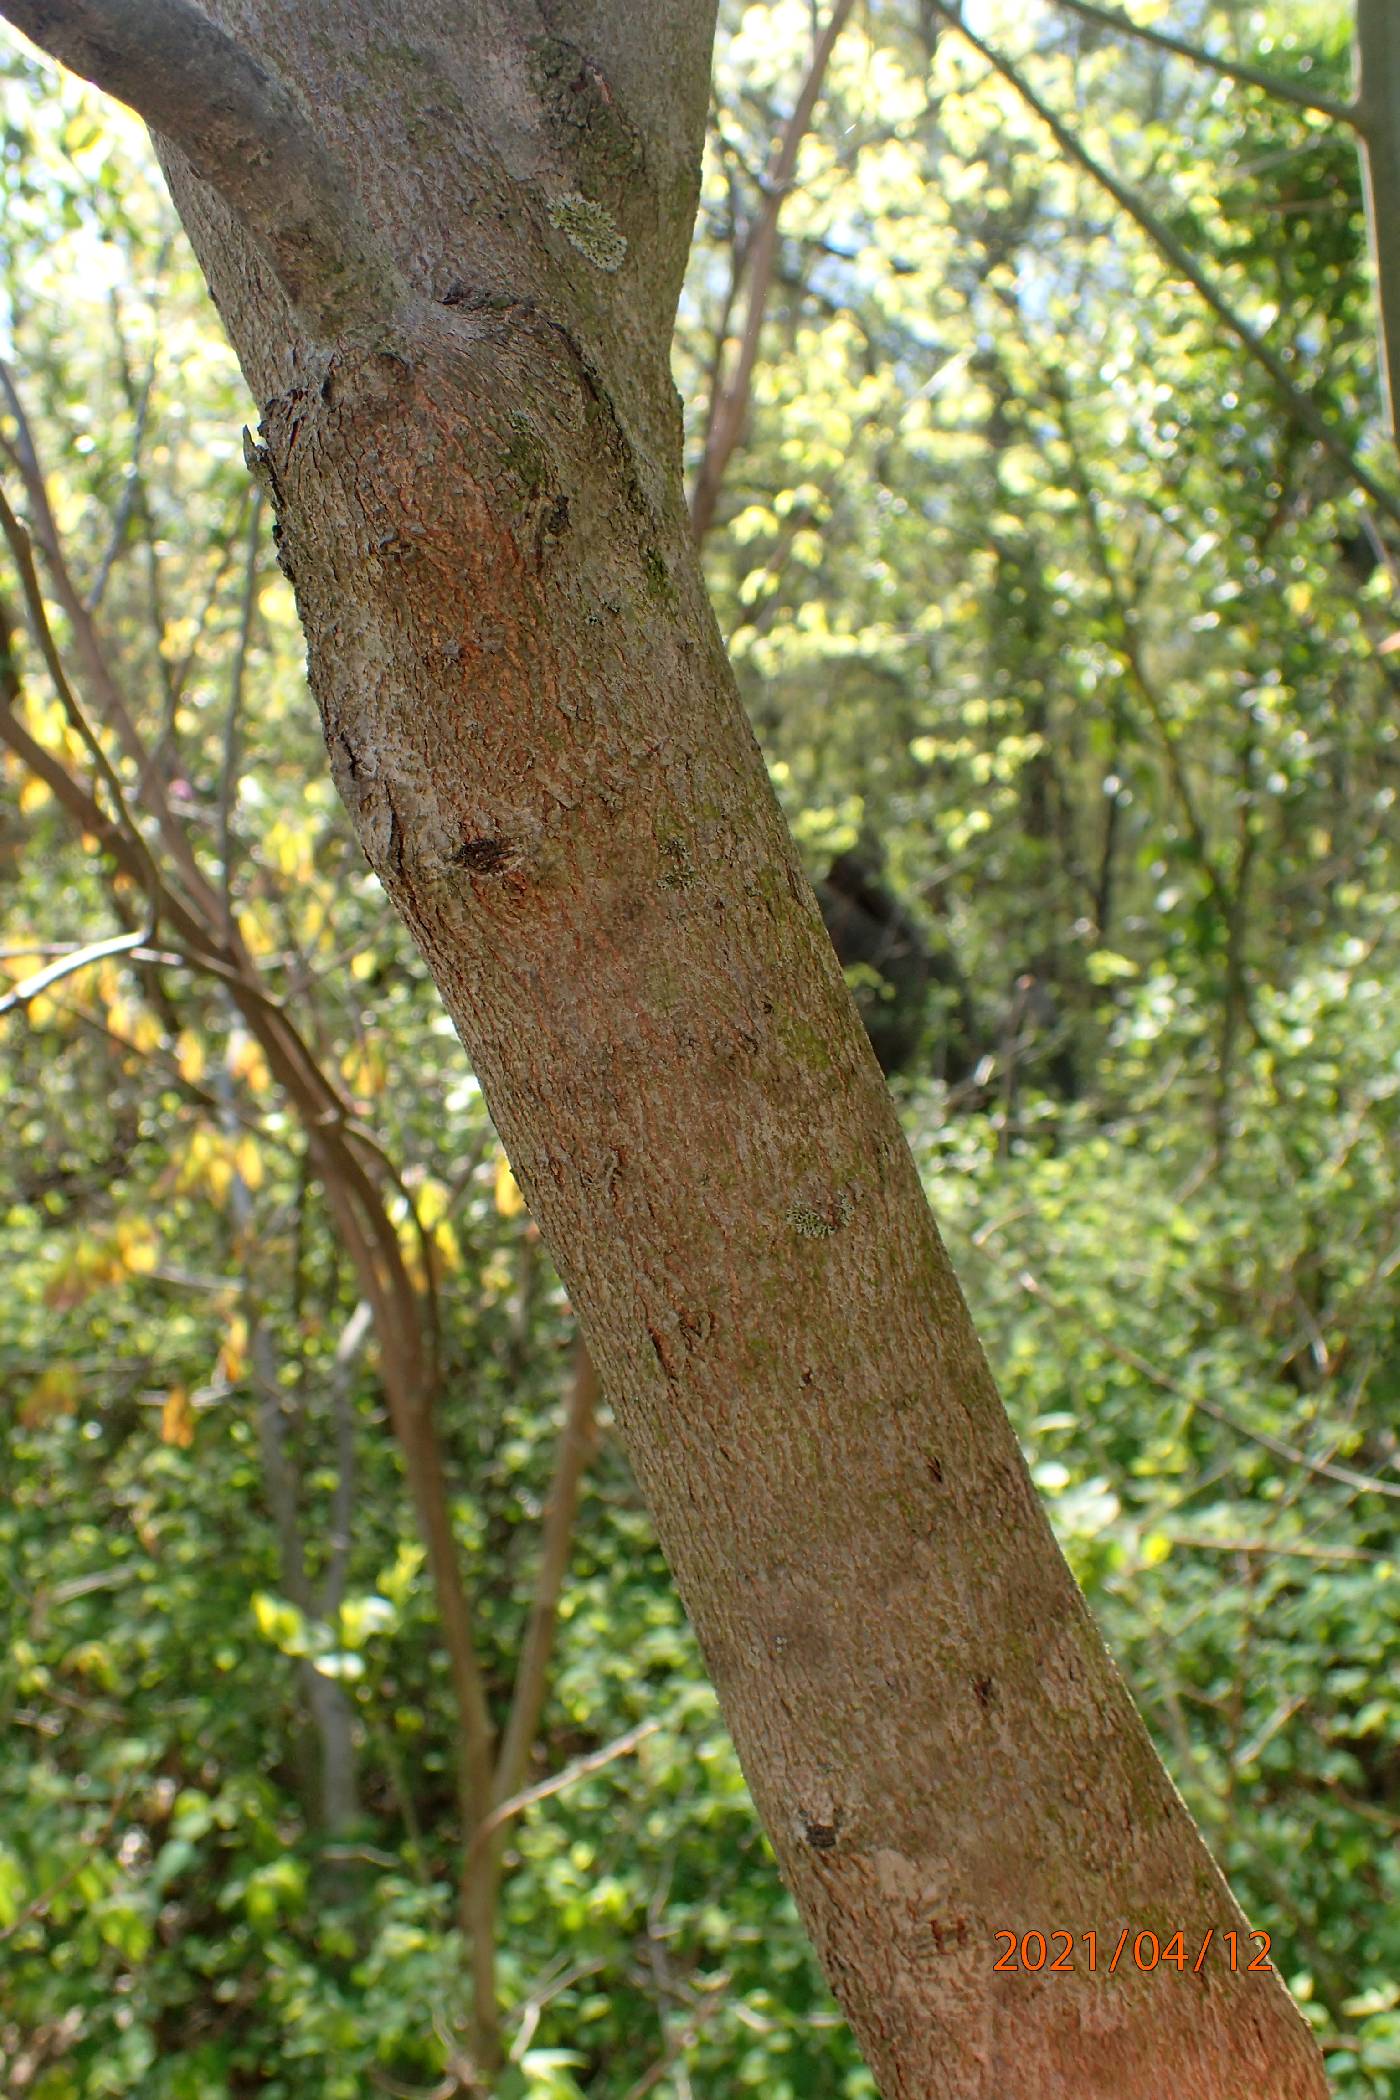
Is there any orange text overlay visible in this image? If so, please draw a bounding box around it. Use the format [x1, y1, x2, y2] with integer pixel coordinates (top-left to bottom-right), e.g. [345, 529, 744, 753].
[993, 1928, 1274, 1976]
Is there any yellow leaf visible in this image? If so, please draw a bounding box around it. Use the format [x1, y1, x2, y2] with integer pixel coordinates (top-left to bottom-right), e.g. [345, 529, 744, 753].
[494, 1153, 524, 1218]
[480, 1251, 513, 1298]
[350, 950, 379, 982]
[175, 1030, 206, 1083]
[235, 1134, 264, 1190]
[227, 1034, 271, 1093]
[161, 1386, 196, 1449]
[18, 776, 51, 814]
[114, 1221, 158, 1275]
[340, 1042, 386, 1098]
[264, 817, 311, 880]
[219, 1314, 249, 1383]
[160, 615, 198, 662]
[237, 910, 276, 958]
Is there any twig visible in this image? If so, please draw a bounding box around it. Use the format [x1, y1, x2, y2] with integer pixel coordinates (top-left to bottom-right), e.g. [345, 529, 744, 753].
[220, 485, 263, 937]
[620, 1972, 732, 2100]
[1157, 1534, 1388, 1565]
[87, 281, 164, 613]
[1013, 1266, 1400, 1501]
[690, 0, 859, 541]
[929, 4, 1400, 533]
[467, 1719, 659, 1867]
[0, 927, 151, 1017]
[492, 1337, 600, 1808]
[1, 356, 222, 917]
[1049, 0, 1356, 125]
[0, 483, 160, 901]
[1356, 0, 1400, 442]
[0, 1781, 133, 1943]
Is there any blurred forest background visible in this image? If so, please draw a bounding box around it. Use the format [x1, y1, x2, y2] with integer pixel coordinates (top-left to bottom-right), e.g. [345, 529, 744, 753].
[2, 1, 1399, 2095]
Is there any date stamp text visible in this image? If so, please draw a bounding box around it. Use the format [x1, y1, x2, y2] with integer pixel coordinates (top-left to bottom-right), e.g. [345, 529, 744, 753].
[993, 1928, 1274, 1975]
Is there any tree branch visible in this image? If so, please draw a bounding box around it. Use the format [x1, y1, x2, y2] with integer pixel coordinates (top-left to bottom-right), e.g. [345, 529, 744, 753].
[467, 1719, 659, 1866]
[0, 0, 402, 335]
[492, 1336, 600, 1810]
[0, 480, 165, 919]
[2, 354, 226, 921]
[930, 3, 1400, 533]
[1050, 0, 1356, 126]
[689, 0, 858, 543]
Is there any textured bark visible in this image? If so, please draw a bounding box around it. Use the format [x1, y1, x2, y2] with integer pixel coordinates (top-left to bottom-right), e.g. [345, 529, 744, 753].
[2, 3, 1330, 2094]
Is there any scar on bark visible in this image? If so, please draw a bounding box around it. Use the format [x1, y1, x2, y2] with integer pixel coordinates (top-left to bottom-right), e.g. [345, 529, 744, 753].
[786, 1189, 855, 1240]
[799, 1808, 841, 1850]
[646, 1321, 680, 1380]
[451, 837, 513, 874]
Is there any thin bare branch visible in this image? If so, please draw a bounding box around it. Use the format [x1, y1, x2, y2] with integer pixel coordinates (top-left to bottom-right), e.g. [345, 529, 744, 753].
[0, 579, 497, 1958]
[220, 485, 263, 936]
[0, 481, 165, 917]
[87, 280, 163, 613]
[0, 356, 223, 918]
[322, 1299, 372, 1620]
[0, 926, 150, 1016]
[690, 0, 859, 542]
[930, 4, 1400, 533]
[1050, 0, 1356, 125]
[1161, 1534, 1389, 1565]
[469, 1719, 660, 1866]
[0, 0, 402, 335]
[619, 1972, 733, 2100]
[1013, 1268, 1400, 1502]
[493, 1336, 600, 1809]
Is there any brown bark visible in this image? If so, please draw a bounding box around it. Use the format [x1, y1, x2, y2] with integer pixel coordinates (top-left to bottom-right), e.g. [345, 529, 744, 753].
[0, 3, 1330, 2094]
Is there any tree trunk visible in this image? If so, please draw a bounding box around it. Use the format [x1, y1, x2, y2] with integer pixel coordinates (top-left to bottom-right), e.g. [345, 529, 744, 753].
[1357, 0, 1400, 446]
[0, 3, 1329, 2093]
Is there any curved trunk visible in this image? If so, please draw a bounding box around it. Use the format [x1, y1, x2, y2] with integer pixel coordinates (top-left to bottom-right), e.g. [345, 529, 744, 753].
[1, 2, 1329, 2093]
